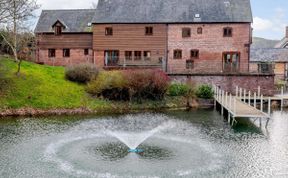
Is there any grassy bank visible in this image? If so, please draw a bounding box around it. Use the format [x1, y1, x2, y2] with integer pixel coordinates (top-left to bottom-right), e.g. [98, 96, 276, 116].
[0, 57, 187, 115]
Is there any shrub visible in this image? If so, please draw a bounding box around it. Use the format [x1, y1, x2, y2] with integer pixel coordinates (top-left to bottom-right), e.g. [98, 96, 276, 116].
[86, 71, 128, 100]
[196, 84, 214, 99]
[167, 83, 189, 96]
[123, 69, 170, 101]
[86, 69, 170, 101]
[65, 64, 98, 83]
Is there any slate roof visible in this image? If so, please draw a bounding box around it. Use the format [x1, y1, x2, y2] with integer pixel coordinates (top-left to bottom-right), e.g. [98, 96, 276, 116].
[35, 9, 95, 33]
[250, 48, 288, 63]
[93, 0, 253, 24]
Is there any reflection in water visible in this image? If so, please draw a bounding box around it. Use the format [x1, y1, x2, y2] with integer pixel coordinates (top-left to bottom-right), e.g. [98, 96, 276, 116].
[90, 142, 174, 162]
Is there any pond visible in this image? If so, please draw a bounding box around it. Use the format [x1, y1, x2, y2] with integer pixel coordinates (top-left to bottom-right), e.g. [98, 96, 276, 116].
[0, 109, 287, 178]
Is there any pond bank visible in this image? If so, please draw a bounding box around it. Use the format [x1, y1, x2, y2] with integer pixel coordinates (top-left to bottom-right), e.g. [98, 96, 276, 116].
[0, 98, 214, 118]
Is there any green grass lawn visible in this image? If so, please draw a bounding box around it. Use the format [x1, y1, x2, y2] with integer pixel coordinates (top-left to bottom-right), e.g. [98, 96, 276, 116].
[0, 57, 110, 110]
[0, 56, 186, 112]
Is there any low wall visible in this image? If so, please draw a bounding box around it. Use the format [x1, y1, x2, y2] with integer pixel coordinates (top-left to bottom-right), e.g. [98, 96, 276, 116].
[169, 73, 275, 96]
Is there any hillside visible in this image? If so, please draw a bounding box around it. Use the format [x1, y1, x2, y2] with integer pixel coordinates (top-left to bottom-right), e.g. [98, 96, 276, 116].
[0, 57, 185, 115]
[251, 37, 280, 49]
[0, 57, 109, 110]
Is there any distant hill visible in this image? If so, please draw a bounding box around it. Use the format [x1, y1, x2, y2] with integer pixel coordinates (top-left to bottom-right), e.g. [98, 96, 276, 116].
[251, 37, 280, 49]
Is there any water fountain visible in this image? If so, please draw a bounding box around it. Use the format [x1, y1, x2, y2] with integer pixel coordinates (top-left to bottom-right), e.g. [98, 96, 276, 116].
[106, 121, 174, 153]
[0, 113, 234, 177]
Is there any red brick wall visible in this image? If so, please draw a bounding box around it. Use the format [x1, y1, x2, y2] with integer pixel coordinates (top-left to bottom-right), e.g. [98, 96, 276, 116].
[37, 49, 94, 66]
[167, 23, 251, 73]
[170, 74, 275, 96]
[94, 50, 105, 68]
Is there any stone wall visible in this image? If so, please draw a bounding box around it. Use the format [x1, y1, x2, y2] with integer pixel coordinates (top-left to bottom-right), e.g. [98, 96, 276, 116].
[169, 73, 275, 96]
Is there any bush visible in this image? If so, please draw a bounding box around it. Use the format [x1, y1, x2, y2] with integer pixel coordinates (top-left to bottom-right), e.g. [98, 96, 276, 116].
[196, 84, 214, 99]
[123, 69, 170, 101]
[86, 69, 170, 101]
[65, 64, 98, 83]
[86, 71, 128, 100]
[167, 83, 189, 96]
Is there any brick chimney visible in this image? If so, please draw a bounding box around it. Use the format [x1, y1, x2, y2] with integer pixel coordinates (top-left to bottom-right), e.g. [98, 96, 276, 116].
[286, 26, 288, 38]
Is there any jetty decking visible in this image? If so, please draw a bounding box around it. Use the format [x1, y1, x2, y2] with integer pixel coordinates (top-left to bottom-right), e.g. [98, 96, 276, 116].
[214, 86, 272, 126]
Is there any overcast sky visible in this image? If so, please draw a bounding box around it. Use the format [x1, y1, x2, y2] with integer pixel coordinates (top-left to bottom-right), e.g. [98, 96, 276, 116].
[36, 0, 288, 40]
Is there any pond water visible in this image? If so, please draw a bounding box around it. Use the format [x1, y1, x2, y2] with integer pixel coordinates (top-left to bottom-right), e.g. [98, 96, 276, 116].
[0, 109, 287, 178]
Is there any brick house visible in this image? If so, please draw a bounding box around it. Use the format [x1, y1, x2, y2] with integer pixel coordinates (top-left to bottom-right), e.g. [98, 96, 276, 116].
[250, 48, 288, 81]
[35, 9, 95, 66]
[34, 0, 276, 95]
[250, 27, 288, 82]
[35, 0, 253, 73]
[93, 0, 253, 73]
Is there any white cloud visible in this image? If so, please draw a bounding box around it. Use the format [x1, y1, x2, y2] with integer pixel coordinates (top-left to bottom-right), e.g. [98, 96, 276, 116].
[37, 0, 98, 10]
[252, 17, 273, 31]
[252, 8, 288, 39]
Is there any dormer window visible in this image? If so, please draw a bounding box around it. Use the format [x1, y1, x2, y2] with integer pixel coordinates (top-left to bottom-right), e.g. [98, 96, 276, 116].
[52, 20, 65, 36]
[55, 26, 62, 35]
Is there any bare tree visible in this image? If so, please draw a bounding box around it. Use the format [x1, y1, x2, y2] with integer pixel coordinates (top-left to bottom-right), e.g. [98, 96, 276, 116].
[0, 0, 39, 75]
[0, 0, 10, 23]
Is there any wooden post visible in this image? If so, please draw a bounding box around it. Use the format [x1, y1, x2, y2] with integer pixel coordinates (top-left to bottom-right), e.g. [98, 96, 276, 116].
[233, 97, 236, 114]
[229, 93, 232, 109]
[221, 90, 224, 115]
[268, 97, 271, 116]
[281, 86, 284, 111]
[258, 86, 261, 98]
[236, 86, 238, 97]
[225, 92, 228, 106]
[254, 92, 257, 108]
[248, 91, 251, 106]
[260, 95, 263, 112]
[239, 88, 242, 101]
[228, 112, 231, 124]
[244, 89, 246, 103]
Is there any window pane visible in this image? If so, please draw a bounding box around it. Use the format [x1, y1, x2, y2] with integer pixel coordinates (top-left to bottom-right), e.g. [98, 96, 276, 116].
[144, 51, 151, 60]
[174, 50, 182, 59]
[182, 28, 191, 37]
[125, 51, 132, 60]
[224, 27, 232, 37]
[145, 27, 153, 35]
[48, 49, 55, 57]
[105, 27, 113, 36]
[84, 49, 89, 55]
[186, 60, 194, 69]
[191, 50, 199, 58]
[134, 51, 142, 60]
[63, 49, 70, 57]
[197, 27, 202, 34]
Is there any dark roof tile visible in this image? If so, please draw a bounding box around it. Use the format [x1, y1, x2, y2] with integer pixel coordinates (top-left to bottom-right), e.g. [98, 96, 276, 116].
[250, 48, 288, 62]
[35, 9, 95, 33]
[93, 0, 253, 23]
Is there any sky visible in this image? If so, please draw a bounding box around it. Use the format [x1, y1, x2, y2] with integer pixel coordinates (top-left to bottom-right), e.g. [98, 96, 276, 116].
[36, 0, 288, 40]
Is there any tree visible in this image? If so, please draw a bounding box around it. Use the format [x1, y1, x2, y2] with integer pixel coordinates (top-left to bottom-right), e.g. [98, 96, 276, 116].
[0, 0, 9, 23]
[0, 0, 39, 75]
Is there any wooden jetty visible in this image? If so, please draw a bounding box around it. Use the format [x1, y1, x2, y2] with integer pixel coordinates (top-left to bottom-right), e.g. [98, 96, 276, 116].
[214, 86, 271, 126]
